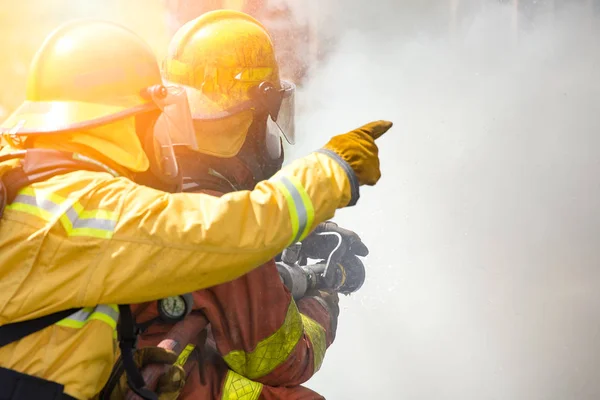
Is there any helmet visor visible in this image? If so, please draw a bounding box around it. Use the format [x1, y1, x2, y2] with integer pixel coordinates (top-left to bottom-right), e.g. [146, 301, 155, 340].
[150, 84, 197, 178]
[265, 117, 282, 159]
[272, 80, 296, 145]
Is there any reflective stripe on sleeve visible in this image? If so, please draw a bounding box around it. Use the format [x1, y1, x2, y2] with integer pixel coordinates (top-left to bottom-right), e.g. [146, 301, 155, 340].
[55, 304, 119, 332]
[271, 175, 315, 246]
[221, 370, 263, 400]
[6, 187, 118, 239]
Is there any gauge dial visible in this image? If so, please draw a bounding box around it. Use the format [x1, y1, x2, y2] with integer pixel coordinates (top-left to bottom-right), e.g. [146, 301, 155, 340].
[159, 296, 186, 319]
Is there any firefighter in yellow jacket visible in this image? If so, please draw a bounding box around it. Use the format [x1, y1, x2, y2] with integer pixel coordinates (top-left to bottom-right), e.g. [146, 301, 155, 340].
[0, 19, 392, 400]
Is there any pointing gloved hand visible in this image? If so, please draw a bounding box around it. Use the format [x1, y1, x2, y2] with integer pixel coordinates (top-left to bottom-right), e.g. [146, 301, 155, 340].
[109, 347, 186, 400]
[300, 221, 368, 262]
[322, 120, 393, 186]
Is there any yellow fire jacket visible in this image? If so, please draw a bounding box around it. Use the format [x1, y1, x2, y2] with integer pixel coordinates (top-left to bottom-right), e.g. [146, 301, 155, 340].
[0, 149, 357, 399]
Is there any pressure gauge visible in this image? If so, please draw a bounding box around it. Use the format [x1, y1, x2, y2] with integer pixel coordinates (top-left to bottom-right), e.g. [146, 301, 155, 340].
[157, 293, 193, 323]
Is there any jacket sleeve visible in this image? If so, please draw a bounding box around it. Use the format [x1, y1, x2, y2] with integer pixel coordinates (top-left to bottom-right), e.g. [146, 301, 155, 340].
[90, 152, 356, 307]
[192, 259, 337, 387]
[0, 151, 358, 323]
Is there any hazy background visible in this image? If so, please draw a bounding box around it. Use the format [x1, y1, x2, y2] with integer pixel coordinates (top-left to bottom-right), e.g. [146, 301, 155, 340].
[289, 1, 600, 399]
[3, 1, 600, 399]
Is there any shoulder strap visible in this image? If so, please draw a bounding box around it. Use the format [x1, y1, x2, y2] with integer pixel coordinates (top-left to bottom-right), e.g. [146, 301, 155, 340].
[0, 308, 81, 347]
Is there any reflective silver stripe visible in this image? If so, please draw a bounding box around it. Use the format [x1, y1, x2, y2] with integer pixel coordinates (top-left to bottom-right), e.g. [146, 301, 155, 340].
[63, 202, 117, 232]
[68, 209, 118, 231]
[97, 305, 119, 321]
[11, 192, 117, 236]
[67, 308, 94, 322]
[64, 206, 80, 224]
[277, 176, 308, 244]
[66, 305, 119, 322]
[12, 194, 64, 216]
[57, 305, 119, 330]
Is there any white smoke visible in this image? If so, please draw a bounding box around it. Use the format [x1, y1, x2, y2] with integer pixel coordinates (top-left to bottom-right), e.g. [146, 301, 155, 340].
[286, 1, 600, 399]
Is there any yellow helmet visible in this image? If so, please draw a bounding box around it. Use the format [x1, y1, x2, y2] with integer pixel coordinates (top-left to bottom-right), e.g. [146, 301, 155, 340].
[163, 10, 296, 158]
[1, 19, 196, 181]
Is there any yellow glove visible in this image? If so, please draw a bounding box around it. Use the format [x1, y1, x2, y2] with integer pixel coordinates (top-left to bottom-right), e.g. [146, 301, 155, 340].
[109, 347, 186, 400]
[322, 120, 393, 186]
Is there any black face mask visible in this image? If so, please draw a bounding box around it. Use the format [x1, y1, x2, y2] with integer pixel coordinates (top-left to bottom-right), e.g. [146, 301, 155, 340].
[236, 112, 284, 182]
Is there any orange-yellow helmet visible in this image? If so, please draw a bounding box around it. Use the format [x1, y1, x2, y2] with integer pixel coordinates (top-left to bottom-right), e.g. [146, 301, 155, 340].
[1, 19, 196, 180]
[163, 10, 295, 158]
[3, 19, 163, 134]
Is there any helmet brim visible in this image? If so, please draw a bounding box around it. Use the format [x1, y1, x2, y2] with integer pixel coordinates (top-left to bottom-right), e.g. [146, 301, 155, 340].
[1, 97, 154, 135]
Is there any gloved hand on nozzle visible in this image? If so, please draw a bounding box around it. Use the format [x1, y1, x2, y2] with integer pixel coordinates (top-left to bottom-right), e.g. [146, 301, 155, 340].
[300, 221, 368, 262]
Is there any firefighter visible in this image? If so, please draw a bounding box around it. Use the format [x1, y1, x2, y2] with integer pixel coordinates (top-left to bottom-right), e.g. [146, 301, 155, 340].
[0, 18, 392, 400]
[107, 10, 375, 400]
